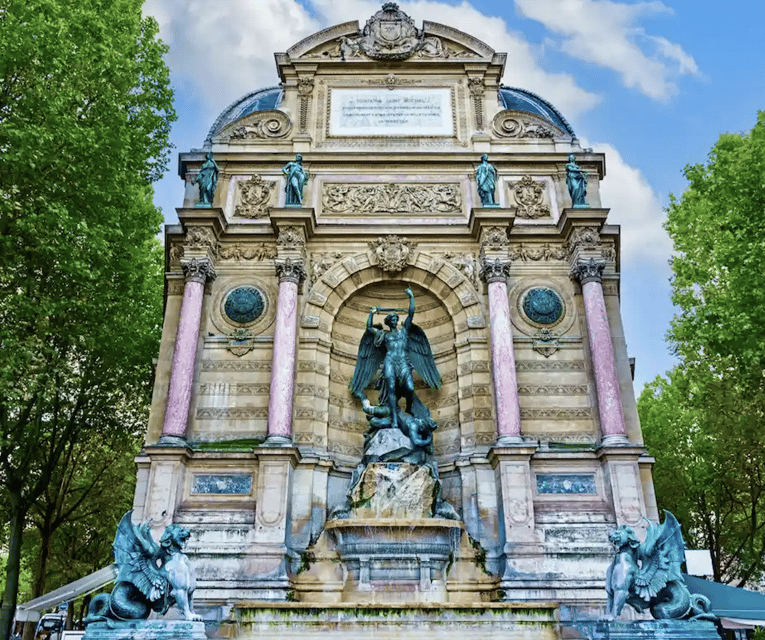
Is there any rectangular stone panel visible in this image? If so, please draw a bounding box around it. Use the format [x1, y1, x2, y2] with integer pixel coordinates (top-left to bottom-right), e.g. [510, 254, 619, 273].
[192, 473, 253, 495]
[330, 88, 453, 136]
[536, 474, 596, 495]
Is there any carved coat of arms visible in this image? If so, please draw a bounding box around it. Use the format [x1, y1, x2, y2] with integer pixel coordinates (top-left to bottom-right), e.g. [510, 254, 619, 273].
[368, 235, 417, 272]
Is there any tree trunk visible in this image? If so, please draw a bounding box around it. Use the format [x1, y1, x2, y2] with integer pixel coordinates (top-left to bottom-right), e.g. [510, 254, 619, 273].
[0, 497, 28, 640]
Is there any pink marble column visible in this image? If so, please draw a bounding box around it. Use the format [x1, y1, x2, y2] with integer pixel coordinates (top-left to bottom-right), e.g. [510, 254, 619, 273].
[481, 258, 523, 443]
[266, 258, 305, 445]
[161, 258, 215, 443]
[573, 258, 628, 444]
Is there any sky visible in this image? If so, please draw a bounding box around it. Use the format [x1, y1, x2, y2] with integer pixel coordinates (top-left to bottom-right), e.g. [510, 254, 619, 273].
[142, 0, 765, 393]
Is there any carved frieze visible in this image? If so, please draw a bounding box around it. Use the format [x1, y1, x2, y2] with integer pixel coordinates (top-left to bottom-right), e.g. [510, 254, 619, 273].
[360, 74, 422, 89]
[368, 235, 417, 272]
[479, 225, 509, 252]
[275, 257, 306, 284]
[479, 257, 510, 284]
[571, 257, 606, 284]
[168, 243, 184, 267]
[228, 110, 292, 140]
[234, 175, 276, 218]
[181, 258, 216, 284]
[443, 252, 477, 286]
[510, 176, 551, 219]
[185, 226, 216, 252]
[565, 226, 601, 258]
[492, 110, 558, 139]
[277, 226, 306, 250]
[310, 251, 344, 285]
[509, 243, 567, 261]
[322, 183, 461, 215]
[218, 243, 276, 261]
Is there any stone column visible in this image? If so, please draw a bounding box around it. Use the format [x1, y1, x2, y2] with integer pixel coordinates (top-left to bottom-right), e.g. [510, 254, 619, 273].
[160, 258, 215, 443]
[571, 258, 628, 445]
[266, 258, 306, 445]
[480, 257, 523, 444]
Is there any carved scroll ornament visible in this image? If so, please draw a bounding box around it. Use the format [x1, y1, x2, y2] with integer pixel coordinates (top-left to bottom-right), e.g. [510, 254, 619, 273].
[228, 110, 292, 140]
[492, 110, 557, 139]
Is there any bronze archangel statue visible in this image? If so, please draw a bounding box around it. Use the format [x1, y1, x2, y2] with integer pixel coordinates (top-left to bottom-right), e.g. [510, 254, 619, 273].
[350, 287, 441, 442]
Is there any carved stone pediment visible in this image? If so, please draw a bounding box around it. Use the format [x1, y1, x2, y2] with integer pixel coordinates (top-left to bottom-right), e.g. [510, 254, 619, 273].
[295, 5, 490, 61]
[219, 110, 292, 140]
[492, 110, 565, 140]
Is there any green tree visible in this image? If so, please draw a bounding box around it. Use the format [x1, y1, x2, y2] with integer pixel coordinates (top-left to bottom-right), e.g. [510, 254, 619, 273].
[0, 1, 175, 638]
[639, 112, 765, 586]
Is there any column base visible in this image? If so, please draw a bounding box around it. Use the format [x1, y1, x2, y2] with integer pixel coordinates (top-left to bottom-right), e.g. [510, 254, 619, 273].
[156, 434, 187, 447]
[265, 434, 293, 447]
[495, 434, 524, 446]
[600, 434, 630, 447]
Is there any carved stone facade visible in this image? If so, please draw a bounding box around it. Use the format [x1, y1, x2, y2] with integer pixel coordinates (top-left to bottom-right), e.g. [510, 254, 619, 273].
[140, 4, 655, 631]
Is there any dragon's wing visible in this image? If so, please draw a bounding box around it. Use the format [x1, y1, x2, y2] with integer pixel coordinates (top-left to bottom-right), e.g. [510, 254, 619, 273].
[349, 327, 385, 398]
[407, 324, 442, 389]
[112, 511, 168, 603]
[633, 511, 685, 600]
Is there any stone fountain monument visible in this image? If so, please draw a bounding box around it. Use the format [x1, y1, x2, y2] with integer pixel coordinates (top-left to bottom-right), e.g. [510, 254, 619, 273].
[129, 4, 663, 638]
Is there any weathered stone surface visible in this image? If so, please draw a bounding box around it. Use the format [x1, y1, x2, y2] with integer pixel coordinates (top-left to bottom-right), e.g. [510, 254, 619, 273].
[84, 620, 207, 640]
[573, 619, 720, 639]
[349, 462, 438, 519]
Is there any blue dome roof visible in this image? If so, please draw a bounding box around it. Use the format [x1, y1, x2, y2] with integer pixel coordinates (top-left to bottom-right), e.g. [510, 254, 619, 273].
[498, 86, 575, 138]
[205, 86, 283, 145]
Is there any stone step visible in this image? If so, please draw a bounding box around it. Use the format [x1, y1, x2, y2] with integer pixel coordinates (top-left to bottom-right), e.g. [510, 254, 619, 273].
[225, 603, 561, 640]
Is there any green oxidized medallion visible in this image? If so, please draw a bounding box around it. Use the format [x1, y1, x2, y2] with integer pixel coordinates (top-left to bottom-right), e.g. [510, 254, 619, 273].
[224, 286, 264, 324]
[522, 287, 563, 325]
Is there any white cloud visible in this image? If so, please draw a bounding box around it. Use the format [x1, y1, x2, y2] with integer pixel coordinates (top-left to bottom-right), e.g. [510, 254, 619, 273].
[586, 139, 672, 269]
[143, 0, 321, 118]
[143, 0, 600, 120]
[513, 0, 700, 100]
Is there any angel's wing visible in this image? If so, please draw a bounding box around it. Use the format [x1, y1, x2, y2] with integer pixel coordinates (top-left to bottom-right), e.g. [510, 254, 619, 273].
[407, 324, 442, 389]
[113, 511, 168, 603]
[349, 327, 385, 398]
[633, 511, 685, 601]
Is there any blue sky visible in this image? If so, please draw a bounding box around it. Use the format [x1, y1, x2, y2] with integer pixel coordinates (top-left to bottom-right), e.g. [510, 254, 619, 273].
[144, 0, 765, 393]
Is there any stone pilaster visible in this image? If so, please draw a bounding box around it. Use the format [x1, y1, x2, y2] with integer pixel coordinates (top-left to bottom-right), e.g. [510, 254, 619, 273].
[160, 257, 216, 443]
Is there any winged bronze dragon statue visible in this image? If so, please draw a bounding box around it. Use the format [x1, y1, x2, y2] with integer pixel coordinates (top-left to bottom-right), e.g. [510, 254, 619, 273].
[602, 511, 716, 622]
[84, 511, 200, 625]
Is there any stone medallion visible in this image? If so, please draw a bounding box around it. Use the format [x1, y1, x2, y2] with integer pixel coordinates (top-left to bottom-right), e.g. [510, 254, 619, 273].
[223, 286, 265, 325]
[521, 287, 564, 326]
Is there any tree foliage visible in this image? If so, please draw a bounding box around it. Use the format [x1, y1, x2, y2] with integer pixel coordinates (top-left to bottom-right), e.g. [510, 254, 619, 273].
[0, 1, 175, 638]
[638, 112, 765, 587]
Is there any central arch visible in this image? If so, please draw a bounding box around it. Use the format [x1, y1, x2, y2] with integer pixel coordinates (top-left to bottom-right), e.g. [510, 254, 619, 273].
[293, 249, 496, 467]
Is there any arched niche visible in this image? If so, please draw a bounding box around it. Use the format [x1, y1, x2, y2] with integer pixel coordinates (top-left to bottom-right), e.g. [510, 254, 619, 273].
[294, 250, 496, 467]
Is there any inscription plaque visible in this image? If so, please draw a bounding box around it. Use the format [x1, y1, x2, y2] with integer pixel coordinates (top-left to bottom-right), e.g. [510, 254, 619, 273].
[330, 88, 453, 136]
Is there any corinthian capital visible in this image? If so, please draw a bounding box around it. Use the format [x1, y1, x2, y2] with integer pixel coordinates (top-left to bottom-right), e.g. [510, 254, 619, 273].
[181, 258, 216, 284]
[570, 257, 605, 285]
[275, 257, 306, 285]
[479, 257, 511, 284]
